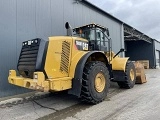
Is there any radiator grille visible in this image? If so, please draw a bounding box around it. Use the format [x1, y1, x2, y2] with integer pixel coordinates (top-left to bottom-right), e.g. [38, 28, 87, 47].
[60, 41, 70, 74]
[17, 38, 40, 78]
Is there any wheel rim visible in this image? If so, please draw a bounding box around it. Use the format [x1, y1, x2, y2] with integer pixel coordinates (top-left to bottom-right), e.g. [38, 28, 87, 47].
[95, 73, 106, 93]
[130, 69, 135, 81]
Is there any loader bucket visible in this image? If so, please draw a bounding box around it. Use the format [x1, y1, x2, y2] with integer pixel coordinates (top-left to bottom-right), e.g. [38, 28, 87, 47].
[133, 61, 147, 84]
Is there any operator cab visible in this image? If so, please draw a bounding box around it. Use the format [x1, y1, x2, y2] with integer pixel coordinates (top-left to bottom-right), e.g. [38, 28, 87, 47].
[73, 23, 111, 52]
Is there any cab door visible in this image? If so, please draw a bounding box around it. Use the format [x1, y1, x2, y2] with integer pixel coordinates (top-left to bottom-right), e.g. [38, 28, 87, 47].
[95, 29, 108, 52]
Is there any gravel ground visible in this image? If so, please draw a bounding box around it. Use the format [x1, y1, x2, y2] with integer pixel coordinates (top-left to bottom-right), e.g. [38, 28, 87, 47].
[0, 69, 160, 120]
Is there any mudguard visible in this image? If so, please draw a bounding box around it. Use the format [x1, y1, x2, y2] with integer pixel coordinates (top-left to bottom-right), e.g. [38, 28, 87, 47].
[112, 57, 129, 71]
[68, 51, 110, 97]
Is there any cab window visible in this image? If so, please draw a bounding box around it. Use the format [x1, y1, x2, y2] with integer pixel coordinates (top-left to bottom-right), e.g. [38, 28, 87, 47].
[81, 29, 95, 41]
[96, 29, 105, 46]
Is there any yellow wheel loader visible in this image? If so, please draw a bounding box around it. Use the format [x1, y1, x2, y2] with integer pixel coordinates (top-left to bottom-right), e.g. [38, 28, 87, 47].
[8, 22, 136, 104]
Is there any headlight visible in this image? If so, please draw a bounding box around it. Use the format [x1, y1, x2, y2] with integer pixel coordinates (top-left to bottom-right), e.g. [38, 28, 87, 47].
[28, 40, 31, 45]
[35, 40, 38, 43]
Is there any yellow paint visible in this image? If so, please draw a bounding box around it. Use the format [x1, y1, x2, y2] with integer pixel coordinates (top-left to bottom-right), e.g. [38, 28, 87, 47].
[9, 76, 24, 87]
[8, 70, 72, 91]
[69, 37, 89, 77]
[105, 52, 129, 71]
[105, 51, 116, 62]
[8, 35, 130, 92]
[8, 36, 89, 92]
[130, 69, 135, 81]
[45, 36, 73, 78]
[49, 77, 72, 91]
[46, 36, 88, 78]
[69, 51, 88, 77]
[95, 73, 105, 93]
[111, 57, 129, 71]
[9, 70, 49, 91]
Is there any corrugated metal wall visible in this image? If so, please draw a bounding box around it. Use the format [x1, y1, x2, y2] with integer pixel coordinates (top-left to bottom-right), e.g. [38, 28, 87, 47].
[0, 0, 122, 97]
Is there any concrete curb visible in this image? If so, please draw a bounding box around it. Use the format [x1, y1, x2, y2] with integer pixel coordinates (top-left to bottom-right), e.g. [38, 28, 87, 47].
[0, 92, 51, 108]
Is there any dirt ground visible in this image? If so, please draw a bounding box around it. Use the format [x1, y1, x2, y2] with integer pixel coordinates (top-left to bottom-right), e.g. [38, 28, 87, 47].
[0, 69, 160, 120]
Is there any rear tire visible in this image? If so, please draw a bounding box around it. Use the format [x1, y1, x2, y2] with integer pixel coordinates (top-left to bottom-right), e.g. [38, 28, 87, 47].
[81, 61, 110, 104]
[117, 61, 136, 89]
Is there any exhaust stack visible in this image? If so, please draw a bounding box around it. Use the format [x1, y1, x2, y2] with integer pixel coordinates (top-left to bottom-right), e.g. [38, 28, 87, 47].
[65, 22, 73, 36]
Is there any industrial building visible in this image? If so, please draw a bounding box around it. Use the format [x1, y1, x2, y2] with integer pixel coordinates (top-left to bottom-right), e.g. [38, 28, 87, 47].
[0, 0, 160, 98]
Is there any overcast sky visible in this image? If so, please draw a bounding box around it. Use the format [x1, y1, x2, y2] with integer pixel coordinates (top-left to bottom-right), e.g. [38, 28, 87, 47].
[88, 0, 160, 40]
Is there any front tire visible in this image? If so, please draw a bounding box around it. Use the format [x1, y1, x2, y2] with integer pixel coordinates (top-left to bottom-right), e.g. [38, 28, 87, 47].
[117, 61, 136, 89]
[81, 61, 110, 104]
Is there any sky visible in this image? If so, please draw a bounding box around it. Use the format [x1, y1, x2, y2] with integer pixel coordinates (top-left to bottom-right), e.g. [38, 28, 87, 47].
[88, 0, 160, 40]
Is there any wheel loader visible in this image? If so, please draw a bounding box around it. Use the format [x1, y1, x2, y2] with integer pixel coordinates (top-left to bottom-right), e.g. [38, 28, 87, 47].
[8, 22, 136, 104]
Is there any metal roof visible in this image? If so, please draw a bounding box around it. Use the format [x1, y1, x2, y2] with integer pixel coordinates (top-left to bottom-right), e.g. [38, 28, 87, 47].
[81, 0, 123, 24]
[80, 0, 154, 43]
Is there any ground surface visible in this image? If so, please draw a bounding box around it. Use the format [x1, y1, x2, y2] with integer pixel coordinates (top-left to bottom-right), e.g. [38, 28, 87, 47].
[0, 69, 160, 120]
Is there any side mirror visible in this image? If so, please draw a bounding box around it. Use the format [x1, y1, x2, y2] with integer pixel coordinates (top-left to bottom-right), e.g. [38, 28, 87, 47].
[120, 48, 125, 52]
